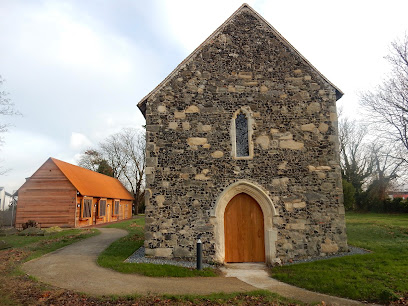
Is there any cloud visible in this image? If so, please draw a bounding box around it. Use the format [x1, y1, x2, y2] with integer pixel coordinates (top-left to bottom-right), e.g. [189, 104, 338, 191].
[0, 129, 62, 192]
[160, 0, 257, 53]
[70, 132, 92, 150]
[0, 1, 165, 193]
[159, 0, 408, 121]
[6, 1, 135, 78]
[2, 0, 408, 193]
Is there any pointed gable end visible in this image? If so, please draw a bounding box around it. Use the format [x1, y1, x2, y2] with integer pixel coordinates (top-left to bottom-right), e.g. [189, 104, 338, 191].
[50, 158, 134, 200]
[137, 3, 343, 118]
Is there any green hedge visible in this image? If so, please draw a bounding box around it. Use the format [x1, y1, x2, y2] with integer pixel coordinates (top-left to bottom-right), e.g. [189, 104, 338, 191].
[383, 197, 408, 213]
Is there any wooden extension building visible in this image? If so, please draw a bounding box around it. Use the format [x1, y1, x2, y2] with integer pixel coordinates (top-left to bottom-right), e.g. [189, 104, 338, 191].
[15, 157, 133, 228]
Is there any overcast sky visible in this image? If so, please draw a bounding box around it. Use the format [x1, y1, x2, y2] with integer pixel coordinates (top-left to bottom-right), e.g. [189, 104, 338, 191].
[1, 0, 407, 193]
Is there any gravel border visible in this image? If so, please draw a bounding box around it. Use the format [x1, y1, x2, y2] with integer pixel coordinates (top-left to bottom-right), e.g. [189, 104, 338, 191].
[125, 247, 210, 268]
[125, 245, 370, 268]
[281, 246, 370, 266]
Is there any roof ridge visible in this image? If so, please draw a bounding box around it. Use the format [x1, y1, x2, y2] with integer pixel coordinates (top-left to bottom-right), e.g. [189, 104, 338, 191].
[241, 4, 343, 98]
[137, 3, 249, 112]
[50, 157, 117, 180]
[137, 3, 343, 116]
[50, 157, 134, 200]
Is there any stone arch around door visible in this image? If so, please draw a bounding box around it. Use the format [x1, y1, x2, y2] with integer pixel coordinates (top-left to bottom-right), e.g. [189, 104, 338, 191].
[210, 180, 278, 264]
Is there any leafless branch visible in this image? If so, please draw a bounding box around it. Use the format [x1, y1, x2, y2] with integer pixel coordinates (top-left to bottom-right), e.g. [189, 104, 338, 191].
[360, 35, 408, 162]
[0, 75, 21, 175]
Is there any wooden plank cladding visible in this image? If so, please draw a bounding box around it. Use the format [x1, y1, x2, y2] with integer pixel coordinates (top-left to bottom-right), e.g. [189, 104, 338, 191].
[15, 157, 134, 228]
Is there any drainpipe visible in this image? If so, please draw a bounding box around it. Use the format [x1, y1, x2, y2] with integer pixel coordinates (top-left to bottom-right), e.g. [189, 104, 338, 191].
[74, 191, 78, 228]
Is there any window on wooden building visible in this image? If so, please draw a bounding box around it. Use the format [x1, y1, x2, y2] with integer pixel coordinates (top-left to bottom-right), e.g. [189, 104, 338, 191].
[99, 199, 107, 217]
[82, 198, 92, 218]
[113, 200, 120, 216]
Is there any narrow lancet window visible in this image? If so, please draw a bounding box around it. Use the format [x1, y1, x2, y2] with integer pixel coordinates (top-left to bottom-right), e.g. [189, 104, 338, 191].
[235, 113, 249, 157]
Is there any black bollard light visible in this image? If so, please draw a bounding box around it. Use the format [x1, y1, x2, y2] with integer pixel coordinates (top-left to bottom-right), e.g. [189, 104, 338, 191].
[196, 236, 203, 270]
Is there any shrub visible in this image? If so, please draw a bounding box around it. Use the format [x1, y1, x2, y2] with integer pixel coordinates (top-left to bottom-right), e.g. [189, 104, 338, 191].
[383, 197, 408, 213]
[342, 179, 356, 211]
[22, 220, 38, 230]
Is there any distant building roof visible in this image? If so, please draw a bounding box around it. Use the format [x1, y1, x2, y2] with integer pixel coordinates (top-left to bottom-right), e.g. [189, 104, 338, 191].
[389, 191, 408, 195]
[51, 158, 134, 200]
[0, 187, 12, 197]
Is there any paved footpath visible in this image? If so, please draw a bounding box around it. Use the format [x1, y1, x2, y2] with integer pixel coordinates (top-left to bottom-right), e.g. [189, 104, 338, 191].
[23, 228, 364, 305]
[221, 263, 364, 305]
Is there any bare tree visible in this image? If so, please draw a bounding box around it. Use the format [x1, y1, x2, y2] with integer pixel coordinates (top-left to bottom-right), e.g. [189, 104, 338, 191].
[117, 128, 146, 214]
[367, 144, 404, 201]
[78, 149, 103, 172]
[0, 76, 18, 137]
[339, 117, 374, 194]
[0, 75, 20, 175]
[78, 128, 146, 214]
[360, 35, 408, 162]
[78, 149, 114, 176]
[99, 128, 145, 214]
[99, 133, 128, 179]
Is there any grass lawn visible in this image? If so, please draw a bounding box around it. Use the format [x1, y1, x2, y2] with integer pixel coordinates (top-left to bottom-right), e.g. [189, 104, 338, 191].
[1, 228, 99, 261]
[98, 217, 217, 277]
[0, 228, 98, 305]
[0, 223, 300, 306]
[159, 290, 302, 305]
[271, 212, 408, 304]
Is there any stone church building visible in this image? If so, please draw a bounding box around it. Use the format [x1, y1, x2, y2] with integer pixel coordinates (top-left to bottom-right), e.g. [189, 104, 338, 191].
[138, 4, 347, 264]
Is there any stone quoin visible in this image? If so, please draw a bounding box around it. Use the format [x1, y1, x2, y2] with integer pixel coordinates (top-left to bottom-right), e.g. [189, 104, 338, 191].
[138, 3, 347, 264]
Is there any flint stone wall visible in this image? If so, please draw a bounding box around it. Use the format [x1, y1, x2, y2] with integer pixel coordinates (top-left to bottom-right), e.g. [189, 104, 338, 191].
[143, 8, 347, 263]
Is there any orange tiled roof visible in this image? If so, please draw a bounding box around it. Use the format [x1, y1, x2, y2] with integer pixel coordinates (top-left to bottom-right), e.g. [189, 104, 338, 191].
[51, 158, 134, 200]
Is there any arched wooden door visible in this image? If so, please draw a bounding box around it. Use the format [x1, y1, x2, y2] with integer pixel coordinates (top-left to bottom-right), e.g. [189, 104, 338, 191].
[224, 193, 265, 262]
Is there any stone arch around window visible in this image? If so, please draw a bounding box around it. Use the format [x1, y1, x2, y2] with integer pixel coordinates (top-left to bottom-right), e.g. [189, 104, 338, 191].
[231, 107, 254, 159]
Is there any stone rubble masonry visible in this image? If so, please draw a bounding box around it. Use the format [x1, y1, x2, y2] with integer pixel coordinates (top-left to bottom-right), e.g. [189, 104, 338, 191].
[141, 6, 347, 264]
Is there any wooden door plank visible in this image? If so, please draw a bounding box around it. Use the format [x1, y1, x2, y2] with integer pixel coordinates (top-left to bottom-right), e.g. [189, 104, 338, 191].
[224, 193, 265, 262]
